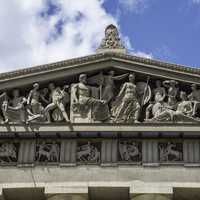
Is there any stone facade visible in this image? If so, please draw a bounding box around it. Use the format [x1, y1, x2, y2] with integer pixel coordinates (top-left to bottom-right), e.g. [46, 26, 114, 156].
[0, 25, 200, 199]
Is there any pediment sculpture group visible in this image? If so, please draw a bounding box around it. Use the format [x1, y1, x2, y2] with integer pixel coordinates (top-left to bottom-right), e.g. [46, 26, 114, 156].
[0, 71, 200, 124]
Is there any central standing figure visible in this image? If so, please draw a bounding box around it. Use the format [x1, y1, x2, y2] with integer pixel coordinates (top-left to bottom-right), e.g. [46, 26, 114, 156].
[112, 73, 140, 123]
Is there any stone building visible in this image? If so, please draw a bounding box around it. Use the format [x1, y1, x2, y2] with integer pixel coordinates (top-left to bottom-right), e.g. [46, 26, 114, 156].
[0, 25, 200, 200]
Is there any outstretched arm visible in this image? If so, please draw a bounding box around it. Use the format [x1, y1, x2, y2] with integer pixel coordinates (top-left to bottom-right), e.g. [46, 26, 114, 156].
[113, 73, 129, 81]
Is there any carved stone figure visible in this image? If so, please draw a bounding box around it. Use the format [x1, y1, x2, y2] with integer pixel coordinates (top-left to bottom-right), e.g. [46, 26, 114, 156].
[88, 71, 129, 121]
[26, 83, 47, 123]
[154, 80, 166, 103]
[188, 84, 200, 116]
[173, 91, 200, 123]
[145, 80, 166, 120]
[163, 80, 179, 106]
[77, 142, 100, 162]
[97, 24, 125, 50]
[119, 141, 141, 162]
[88, 71, 128, 103]
[0, 143, 17, 163]
[27, 83, 41, 115]
[71, 74, 107, 122]
[2, 89, 27, 123]
[159, 142, 183, 162]
[44, 83, 70, 123]
[36, 141, 60, 162]
[111, 73, 140, 123]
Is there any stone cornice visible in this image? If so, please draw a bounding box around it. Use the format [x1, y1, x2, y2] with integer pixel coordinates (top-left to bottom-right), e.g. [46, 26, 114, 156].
[0, 52, 199, 82]
[0, 124, 200, 133]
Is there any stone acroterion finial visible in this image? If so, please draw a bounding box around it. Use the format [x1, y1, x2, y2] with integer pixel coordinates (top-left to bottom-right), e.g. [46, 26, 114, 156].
[96, 24, 126, 53]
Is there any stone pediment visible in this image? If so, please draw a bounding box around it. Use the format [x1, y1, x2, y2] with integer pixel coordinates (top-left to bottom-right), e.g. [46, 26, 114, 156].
[0, 52, 200, 126]
[0, 25, 200, 126]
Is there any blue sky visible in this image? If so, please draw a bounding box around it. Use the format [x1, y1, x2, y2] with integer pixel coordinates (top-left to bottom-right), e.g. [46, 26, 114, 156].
[0, 0, 200, 72]
[104, 0, 200, 67]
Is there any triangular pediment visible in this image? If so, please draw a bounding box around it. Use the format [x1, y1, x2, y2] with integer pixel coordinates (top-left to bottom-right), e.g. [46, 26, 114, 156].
[0, 52, 200, 125]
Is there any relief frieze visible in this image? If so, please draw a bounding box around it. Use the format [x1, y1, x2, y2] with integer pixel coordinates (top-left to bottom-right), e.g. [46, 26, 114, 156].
[0, 70, 200, 125]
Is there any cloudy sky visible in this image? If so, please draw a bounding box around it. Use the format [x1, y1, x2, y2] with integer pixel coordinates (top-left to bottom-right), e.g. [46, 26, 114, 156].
[0, 0, 200, 73]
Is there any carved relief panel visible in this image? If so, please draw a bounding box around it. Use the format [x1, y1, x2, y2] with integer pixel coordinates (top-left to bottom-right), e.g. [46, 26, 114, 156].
[35, 141, 60, 163]
[118, 140, 142, 163]
[158, 142, 183, 162]
[0, 142, 19, 164]
[76, 141, 101, 164]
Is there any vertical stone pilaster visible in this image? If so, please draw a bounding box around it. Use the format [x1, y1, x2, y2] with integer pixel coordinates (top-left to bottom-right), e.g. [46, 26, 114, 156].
[184, 140, 200, 165]
[101, 140, 117, 165]
[60, 140, 76, 166]
[18, 140, 35, 165]
[142, 140, 158, 165]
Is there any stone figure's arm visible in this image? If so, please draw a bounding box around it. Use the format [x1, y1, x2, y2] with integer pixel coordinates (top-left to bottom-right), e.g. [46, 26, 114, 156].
[117, 83, 126, 99]
[162, 87, 166, 99]
[73, 84, 79, 103]
[40, 95, 49, 104]
[0, 92, 6, 99]
[27, 90, 33, 105]
[113, 73, 129, 81]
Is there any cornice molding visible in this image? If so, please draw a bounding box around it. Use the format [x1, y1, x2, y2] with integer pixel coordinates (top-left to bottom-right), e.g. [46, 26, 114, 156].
[0, 52, 199, 82]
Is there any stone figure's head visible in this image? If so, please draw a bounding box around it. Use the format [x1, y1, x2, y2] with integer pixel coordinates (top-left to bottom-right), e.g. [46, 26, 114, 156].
[48, 83, 55, 91]
[191, 83, 197, 91]
[156, 80, 162, 87]
[12, 89, 20, 97]
[108, 70, 115, 76]
[33, 83, 39, 90]
[42, 88, 49, 95]
[79, 74, 87, 84]
[180, 91, 187, 100]
[129, 73, 135, 83]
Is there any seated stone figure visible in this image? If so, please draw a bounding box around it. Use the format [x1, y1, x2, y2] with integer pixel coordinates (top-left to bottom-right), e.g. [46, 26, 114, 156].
[145, 80, 166, 120]
[188, 84, 200, 117]
[70, 74, 107, 123]
[1, 90, 27, 124]
[146, 91, 200, 123]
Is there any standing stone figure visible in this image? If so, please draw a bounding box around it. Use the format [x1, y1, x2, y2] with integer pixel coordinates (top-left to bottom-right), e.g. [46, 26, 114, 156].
[27, 83, 41, 115]
[26, 83, 46, 123]
[112, 73, 140, 123]
[163, 80, 179, 107]
[44, 83, 70, 123]
[88, 71, 128, 121]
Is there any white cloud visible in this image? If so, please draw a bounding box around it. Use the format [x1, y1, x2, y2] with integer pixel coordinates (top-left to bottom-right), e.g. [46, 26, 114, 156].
[118, 0, 149, 12]
[0, 0, 116, 72]
[192, 0, 200, 4]
[0, 0, 152, 73]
